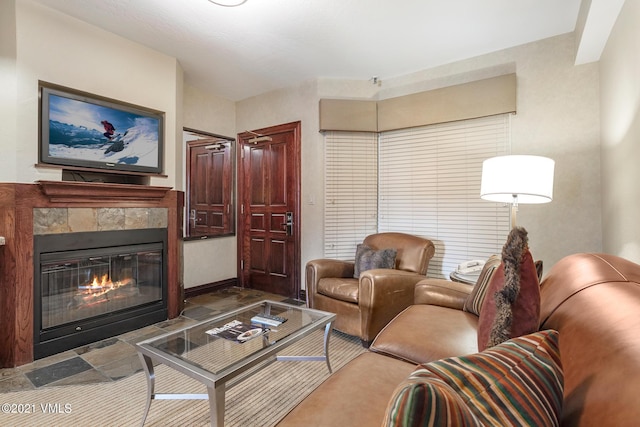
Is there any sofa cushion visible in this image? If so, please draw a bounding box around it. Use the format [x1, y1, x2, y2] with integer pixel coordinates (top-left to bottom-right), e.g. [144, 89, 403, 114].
[370, 305, 478, 365]
[384, 329, 563, 427]
[317, 277, 359, 303]
[462, 255, 501, 316]
[276, 352, 415, 427]
[354, 244, 397, 278]
[478, 227, 540, 351]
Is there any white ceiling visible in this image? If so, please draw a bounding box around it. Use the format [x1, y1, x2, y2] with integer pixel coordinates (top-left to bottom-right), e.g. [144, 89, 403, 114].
[32, 0, 589, 101]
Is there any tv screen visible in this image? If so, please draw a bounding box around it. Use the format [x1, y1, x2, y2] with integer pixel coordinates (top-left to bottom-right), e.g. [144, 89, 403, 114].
[39, 82, 164, 175]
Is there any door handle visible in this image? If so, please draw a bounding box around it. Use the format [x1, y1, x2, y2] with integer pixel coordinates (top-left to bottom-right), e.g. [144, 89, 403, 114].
[281, 212, 293, 236]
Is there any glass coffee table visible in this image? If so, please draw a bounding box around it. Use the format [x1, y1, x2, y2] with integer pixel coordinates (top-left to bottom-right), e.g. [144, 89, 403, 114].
[135, 300, 336, 427]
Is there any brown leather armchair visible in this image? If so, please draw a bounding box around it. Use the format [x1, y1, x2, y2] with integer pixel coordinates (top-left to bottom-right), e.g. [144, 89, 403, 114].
[306, 232, 435, 346]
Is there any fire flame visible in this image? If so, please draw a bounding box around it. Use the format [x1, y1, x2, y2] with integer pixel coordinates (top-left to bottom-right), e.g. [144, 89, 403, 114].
[76, 275, 135, 306]
[89, 274, 112, 289]
[74, 274, 139, 308]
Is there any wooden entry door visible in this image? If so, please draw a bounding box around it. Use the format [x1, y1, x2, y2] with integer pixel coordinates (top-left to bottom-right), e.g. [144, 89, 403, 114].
[237, 122, 301, 298]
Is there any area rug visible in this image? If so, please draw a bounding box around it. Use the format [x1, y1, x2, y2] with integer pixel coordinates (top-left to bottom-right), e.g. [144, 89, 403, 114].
[1, 330, 365, 426]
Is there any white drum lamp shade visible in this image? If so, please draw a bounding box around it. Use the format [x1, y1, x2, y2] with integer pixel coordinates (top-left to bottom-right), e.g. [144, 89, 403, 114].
[208, 0, 248, 6]
[480, 155, 555, 227]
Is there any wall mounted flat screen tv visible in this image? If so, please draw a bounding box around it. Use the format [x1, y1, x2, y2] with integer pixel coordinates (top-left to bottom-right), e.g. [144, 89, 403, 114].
[39, 81, 164, 175]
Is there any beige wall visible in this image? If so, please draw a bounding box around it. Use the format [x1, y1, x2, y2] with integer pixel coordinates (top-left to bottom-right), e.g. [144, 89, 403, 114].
[388, 34, 602, 271]
[600, 0, 640, 263]
[0, 1, 18, 182]
[313, 33, 601, 273]
[182, 84, 237, 288]
[4, 1, 239, 291]
[236, 80, 323, 285]
[5, 0, 181, 188]
[4, 0, 609, 289]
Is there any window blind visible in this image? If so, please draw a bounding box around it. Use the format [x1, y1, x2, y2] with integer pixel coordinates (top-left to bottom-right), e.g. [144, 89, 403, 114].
[324, 131, 378, 259]
[378, 114, 511, 278]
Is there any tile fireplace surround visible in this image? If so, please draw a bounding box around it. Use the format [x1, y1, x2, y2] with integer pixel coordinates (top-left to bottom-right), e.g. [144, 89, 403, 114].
[0, 181, 184, 368]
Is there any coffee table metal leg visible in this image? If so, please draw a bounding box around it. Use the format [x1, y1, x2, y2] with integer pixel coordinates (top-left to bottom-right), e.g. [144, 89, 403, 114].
[323, 322, 334, 374]
[139, 353, 156, 427]
[138, 351, 224, 426]
[207, 384, 225, 427]
[275, 322, 335, 374]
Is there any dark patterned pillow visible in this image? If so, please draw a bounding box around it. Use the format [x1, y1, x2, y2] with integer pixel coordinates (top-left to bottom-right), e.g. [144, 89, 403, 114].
[353, 244, 397, 278]
[384, 330, 563, 427]
[462, 255, 501, 316]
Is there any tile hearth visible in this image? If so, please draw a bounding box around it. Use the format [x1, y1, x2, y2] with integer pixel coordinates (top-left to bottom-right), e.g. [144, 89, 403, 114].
[0, 288, 302, 393]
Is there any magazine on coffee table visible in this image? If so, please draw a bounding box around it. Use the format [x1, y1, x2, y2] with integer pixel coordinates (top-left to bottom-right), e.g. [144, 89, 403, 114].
[206, 320, 265, 343]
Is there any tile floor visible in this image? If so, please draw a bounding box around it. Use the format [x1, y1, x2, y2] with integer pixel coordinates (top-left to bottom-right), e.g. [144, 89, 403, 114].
[0, 287, 302, 393]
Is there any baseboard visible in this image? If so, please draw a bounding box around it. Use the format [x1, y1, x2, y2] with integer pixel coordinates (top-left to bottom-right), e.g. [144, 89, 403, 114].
[185, 280, 306, 303]
[184, 278, 238, 299]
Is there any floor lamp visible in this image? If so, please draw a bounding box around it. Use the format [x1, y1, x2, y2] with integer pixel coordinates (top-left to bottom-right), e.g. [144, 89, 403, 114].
[480, 155, 555, 228]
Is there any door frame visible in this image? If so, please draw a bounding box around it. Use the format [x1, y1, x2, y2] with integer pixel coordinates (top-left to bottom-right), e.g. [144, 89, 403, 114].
[236, 121, 302, 298]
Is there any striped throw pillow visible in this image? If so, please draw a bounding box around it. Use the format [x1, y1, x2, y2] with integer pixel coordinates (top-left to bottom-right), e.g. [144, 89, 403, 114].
[462, 255, 501, 316]
[384, 330, 563, 427]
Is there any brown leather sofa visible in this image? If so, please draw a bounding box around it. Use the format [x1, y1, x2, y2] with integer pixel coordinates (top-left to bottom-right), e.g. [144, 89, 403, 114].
[306, 232, 435, 345]
[277, 253, 640, 426]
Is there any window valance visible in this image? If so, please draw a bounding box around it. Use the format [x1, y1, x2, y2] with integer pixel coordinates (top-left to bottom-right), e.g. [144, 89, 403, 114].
[319, 73, 516, 132]
[318, 99, 378, 132]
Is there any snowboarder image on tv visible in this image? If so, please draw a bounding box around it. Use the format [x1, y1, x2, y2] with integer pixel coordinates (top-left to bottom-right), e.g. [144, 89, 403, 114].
[100, 120, 128, 154]
[101, 120, 115, 140]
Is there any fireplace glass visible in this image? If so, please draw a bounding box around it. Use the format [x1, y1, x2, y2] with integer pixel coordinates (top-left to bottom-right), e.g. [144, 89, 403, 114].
[39, 243, 163, 330]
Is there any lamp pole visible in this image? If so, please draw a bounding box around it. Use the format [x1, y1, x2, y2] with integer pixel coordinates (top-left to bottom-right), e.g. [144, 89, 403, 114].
[511, 194, 518, 229]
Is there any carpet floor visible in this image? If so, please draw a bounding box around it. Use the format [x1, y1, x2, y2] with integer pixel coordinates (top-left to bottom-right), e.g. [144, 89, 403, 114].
[1, 330, 365, 427]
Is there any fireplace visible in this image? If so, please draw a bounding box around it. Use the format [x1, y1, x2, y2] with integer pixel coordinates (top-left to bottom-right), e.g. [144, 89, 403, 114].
[0, 181, 184, 368]
[34, 229, 168, 359]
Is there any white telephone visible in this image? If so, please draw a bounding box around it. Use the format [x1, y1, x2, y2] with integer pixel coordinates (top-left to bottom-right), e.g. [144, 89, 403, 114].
[456, 259, 486, 275]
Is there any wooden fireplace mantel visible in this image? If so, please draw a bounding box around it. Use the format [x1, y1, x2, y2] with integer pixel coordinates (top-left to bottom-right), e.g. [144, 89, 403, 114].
[0, 182, 184, 368]
[37, 180, 173, 203]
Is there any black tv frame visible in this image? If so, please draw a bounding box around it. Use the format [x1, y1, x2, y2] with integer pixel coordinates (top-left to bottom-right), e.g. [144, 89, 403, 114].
[39, 81, 164, 175]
